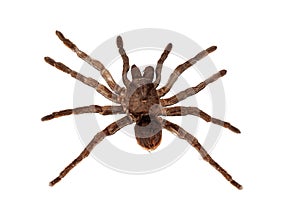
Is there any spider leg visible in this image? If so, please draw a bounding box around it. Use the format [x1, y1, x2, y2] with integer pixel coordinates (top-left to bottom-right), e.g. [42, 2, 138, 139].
[153, 43, 172, 88]
[157, 46, 217, 97]
[44, 57, 120, 103]
[161, 106, 240, 133]
[49, 116, 133, 186]
[55, 31, 123, 94]
[116, 36, 131, 87]
[160, 118, 242, 190]
[160, 70, 226, 106]
[41, 105, 124, 121]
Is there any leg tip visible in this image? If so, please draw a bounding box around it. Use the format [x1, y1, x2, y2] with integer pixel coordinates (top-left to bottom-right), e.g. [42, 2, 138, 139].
[41, 115, 51, 121]
[49, 177, 61, 187]
[55, 30, 64, 40]
[166, 43, 173, 51]
[116, 36, 123, 48]
[206, 46, 217, 53]
[220, 69, 227, 76]
[44, 57, 55, 65]
[229, 125, 241, 134]
[231, 180, 243, 190]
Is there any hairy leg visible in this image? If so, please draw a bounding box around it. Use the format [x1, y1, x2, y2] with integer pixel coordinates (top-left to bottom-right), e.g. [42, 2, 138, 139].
[153, 43, 172, 88]
[55, 31, 123, 94]
[160, 118, 242, 190]
[41, 105, 124, 121]
[116, 36, 131, 87]
[160, 70, 226, 106]
[161, 106, 240, 133]
[44, 57, 120, 103]
[49, 116, 133, 186]
[157, 46, 217, 97]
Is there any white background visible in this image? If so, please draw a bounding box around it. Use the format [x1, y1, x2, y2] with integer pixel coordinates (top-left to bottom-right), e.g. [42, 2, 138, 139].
[1, 0, 299, 199]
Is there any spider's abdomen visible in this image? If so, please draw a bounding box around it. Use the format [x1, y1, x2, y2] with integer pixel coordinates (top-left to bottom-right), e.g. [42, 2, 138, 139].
[134, 115, 162, 151]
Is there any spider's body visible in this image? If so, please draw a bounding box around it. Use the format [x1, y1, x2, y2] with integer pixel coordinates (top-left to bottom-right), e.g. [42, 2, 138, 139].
[123, 66, 162, 150]
[42, 31, 243, 189]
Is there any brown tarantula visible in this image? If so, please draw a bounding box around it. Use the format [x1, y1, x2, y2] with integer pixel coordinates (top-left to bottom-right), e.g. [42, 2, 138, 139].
[42, 31, 242, 189]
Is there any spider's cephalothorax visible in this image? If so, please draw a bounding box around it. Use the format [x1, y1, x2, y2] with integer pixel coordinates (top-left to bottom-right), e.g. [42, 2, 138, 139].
[42, 31, 243, 189]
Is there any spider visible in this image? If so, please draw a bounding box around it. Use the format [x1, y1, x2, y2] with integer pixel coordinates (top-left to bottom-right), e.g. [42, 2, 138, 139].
[42, 30, 242, 189]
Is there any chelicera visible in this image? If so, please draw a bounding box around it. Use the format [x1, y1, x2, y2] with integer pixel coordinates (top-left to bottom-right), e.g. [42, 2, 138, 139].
[42, 31, 242, 189]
